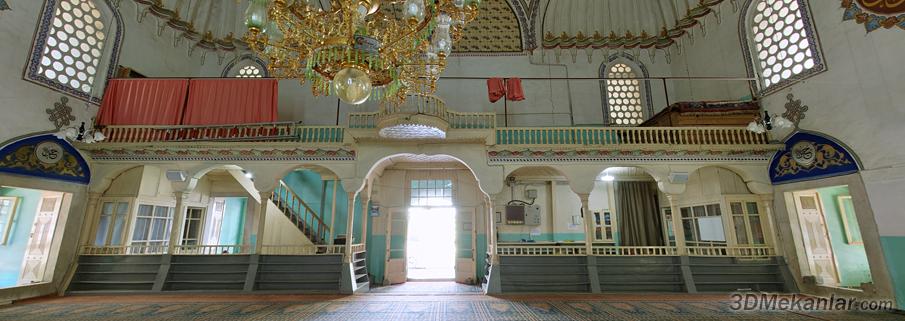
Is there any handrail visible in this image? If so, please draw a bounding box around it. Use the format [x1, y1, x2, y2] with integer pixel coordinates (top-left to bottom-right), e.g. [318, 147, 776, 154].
[686, 246, 775, 257]
[495, 126, 770, 146]
[80, 244, 168, 255]
[260, 245, 345, 255]
[273, 180, 331, 244]
[592, 246, 678, 256]
[496, 245, 587, 256]
[350, 243, 366, 253]
[97, 123, 345, 144]
[172, 244, 250, 255]
[98, 122, 299, 143]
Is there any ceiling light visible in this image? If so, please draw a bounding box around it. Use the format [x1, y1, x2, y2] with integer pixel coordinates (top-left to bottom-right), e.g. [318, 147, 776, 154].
[243, 0, 480, 104]
[600, 172, 615, 182]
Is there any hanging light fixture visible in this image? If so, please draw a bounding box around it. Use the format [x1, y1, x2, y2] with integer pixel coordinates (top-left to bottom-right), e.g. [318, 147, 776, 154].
[747, 110, 793, 134]
[600, 169, 615, 182]
[243, 0, 480, 105]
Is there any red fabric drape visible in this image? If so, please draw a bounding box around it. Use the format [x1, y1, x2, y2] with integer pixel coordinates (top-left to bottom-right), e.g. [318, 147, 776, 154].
[182, 79, 278, 125]
[487, 78, 505, 103]
[506, 77, 525, 101]
[96, 79, 189, 125]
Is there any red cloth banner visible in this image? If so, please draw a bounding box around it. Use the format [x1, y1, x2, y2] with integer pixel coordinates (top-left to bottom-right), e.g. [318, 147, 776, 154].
[506, 77, 525, 101]
[487, 78, 505, 103]
[182, 79, 279, 125]
[96, 79, 189, 125]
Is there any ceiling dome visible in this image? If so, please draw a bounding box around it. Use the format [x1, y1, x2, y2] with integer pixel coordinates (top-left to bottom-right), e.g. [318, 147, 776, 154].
[541, 0, 732, 62]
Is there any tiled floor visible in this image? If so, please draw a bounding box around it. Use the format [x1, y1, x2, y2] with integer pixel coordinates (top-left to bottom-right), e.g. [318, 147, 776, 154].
[1, 289, 902, 321]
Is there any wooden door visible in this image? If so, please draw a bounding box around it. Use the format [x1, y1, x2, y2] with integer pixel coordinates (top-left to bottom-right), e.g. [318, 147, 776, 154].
[18, 192, 64, 285]
[384, 207, 407, 285]
[793, 191, 840, 286]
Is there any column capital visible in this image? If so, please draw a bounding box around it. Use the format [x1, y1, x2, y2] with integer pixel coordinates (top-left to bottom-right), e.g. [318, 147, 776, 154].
[756, 193, 775, 202]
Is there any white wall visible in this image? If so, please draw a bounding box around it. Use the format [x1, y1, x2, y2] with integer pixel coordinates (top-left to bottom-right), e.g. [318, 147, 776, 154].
[0, 1, 208, 144]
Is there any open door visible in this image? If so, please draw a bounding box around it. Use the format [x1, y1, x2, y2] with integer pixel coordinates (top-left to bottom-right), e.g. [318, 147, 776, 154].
[18, 192, 64, 285]
[793, 191, 840, 286]
[384, 207, 407, 285]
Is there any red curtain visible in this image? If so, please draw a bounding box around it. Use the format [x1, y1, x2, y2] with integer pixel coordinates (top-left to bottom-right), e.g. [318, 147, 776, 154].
[96, 79, 189, 125]
[182, 79, 278, 125]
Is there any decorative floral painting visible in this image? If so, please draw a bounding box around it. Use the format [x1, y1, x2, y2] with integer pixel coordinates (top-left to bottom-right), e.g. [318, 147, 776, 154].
[842, 0, 905, 32]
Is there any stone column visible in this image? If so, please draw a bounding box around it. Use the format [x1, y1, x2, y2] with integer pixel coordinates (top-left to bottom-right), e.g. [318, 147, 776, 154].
[360, 194, 370, 248]
[579, 193, 593, 254]
[329, 180, 338, 244]
[167, 192, 187, 254]
[667, 195, 686, 255]
[758, 194, 780, 255]
[486, 195, 498, 264]
[254, 192, 270, 254]
[344, 193, 356, 263]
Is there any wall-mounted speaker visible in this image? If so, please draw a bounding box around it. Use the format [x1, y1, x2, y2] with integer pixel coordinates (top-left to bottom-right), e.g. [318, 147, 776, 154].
[669, 172, 689, 184]
[166, 170, 187, 182]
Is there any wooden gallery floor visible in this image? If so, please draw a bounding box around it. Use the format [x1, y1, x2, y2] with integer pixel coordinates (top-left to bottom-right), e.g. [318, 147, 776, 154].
[1, 282, 902, 321]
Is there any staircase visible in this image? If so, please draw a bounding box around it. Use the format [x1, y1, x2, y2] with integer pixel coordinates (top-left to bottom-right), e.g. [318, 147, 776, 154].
[272, 180, 331, 244]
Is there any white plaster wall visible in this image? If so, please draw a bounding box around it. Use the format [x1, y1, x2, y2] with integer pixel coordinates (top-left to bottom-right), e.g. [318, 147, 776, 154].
[262, 201, 313, 246]
[666, 2, 905, 239]
[0, 1, 209, 144]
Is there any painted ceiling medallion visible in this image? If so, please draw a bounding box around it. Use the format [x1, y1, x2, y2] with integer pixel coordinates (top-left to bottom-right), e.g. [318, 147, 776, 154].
[0, 0, 9, 11]
[842, 0, 905, 32]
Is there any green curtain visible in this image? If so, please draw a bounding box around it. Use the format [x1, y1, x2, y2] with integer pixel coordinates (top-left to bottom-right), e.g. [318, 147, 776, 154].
[615, 181, 664, 246]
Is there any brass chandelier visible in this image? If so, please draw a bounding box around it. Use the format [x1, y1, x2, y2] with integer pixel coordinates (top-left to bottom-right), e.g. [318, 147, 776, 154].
[243, 0, 480, 105]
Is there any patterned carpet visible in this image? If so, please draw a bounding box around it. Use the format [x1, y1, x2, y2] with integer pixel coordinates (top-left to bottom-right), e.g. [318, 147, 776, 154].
[1, 293, 903, 321]
[369, 281, 483, 294]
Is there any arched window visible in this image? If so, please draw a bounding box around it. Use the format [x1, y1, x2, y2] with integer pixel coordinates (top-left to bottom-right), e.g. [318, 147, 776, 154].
[741, 0, 825, 95]
[236, 65, 263, 78]
[222, 54, 268, 78]
[25, 0, 122, 103]
[600, 57, 652, 126]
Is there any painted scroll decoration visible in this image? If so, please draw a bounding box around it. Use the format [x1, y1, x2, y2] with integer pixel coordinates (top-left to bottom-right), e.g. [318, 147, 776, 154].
[770, 132, 860, 184]
[842, 0, 905, 32]
[0, 134, 90, 185]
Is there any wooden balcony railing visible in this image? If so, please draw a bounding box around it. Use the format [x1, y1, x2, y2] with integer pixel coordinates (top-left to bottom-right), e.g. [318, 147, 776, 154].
[348, 111, 496, 130]
[97, 123, 344, 144]
[495, 127, 770, 146]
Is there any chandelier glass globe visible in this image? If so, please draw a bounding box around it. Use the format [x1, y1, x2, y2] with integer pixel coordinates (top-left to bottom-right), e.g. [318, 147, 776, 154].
[333, 67, 373, 105]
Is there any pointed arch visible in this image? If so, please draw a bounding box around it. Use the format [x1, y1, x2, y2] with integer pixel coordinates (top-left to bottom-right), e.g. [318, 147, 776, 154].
[599, 53, 653, 126]
[0, 134, 91, 185]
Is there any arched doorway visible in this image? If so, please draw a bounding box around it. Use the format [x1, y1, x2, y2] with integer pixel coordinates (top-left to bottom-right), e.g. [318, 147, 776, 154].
[362, 154, 490, 286]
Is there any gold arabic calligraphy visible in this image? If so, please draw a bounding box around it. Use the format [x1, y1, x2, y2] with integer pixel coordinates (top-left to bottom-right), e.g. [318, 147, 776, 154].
[858, 0, 905, 14]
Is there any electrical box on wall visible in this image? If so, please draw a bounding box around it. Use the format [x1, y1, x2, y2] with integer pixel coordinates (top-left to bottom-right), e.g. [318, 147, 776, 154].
[524, 189, 538, 199]
[505, 204, 542, 226]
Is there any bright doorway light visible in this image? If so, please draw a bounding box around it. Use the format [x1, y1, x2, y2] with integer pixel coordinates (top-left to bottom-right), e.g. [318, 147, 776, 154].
[406, 207, 456, 280]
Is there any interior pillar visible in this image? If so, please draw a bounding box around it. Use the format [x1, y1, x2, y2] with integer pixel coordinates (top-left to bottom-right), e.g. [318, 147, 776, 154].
[667, 195, 686, 255]
[579, 193, 593, 254]
[486, 195, 498, 264]
[329, 179, 338, 244]
[344, 193, 356, 263]
[254, 192, 270, 254]
[758, 194, 780, 255]
[167, 192, 187, 254]
[360, 194, 370, 248]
